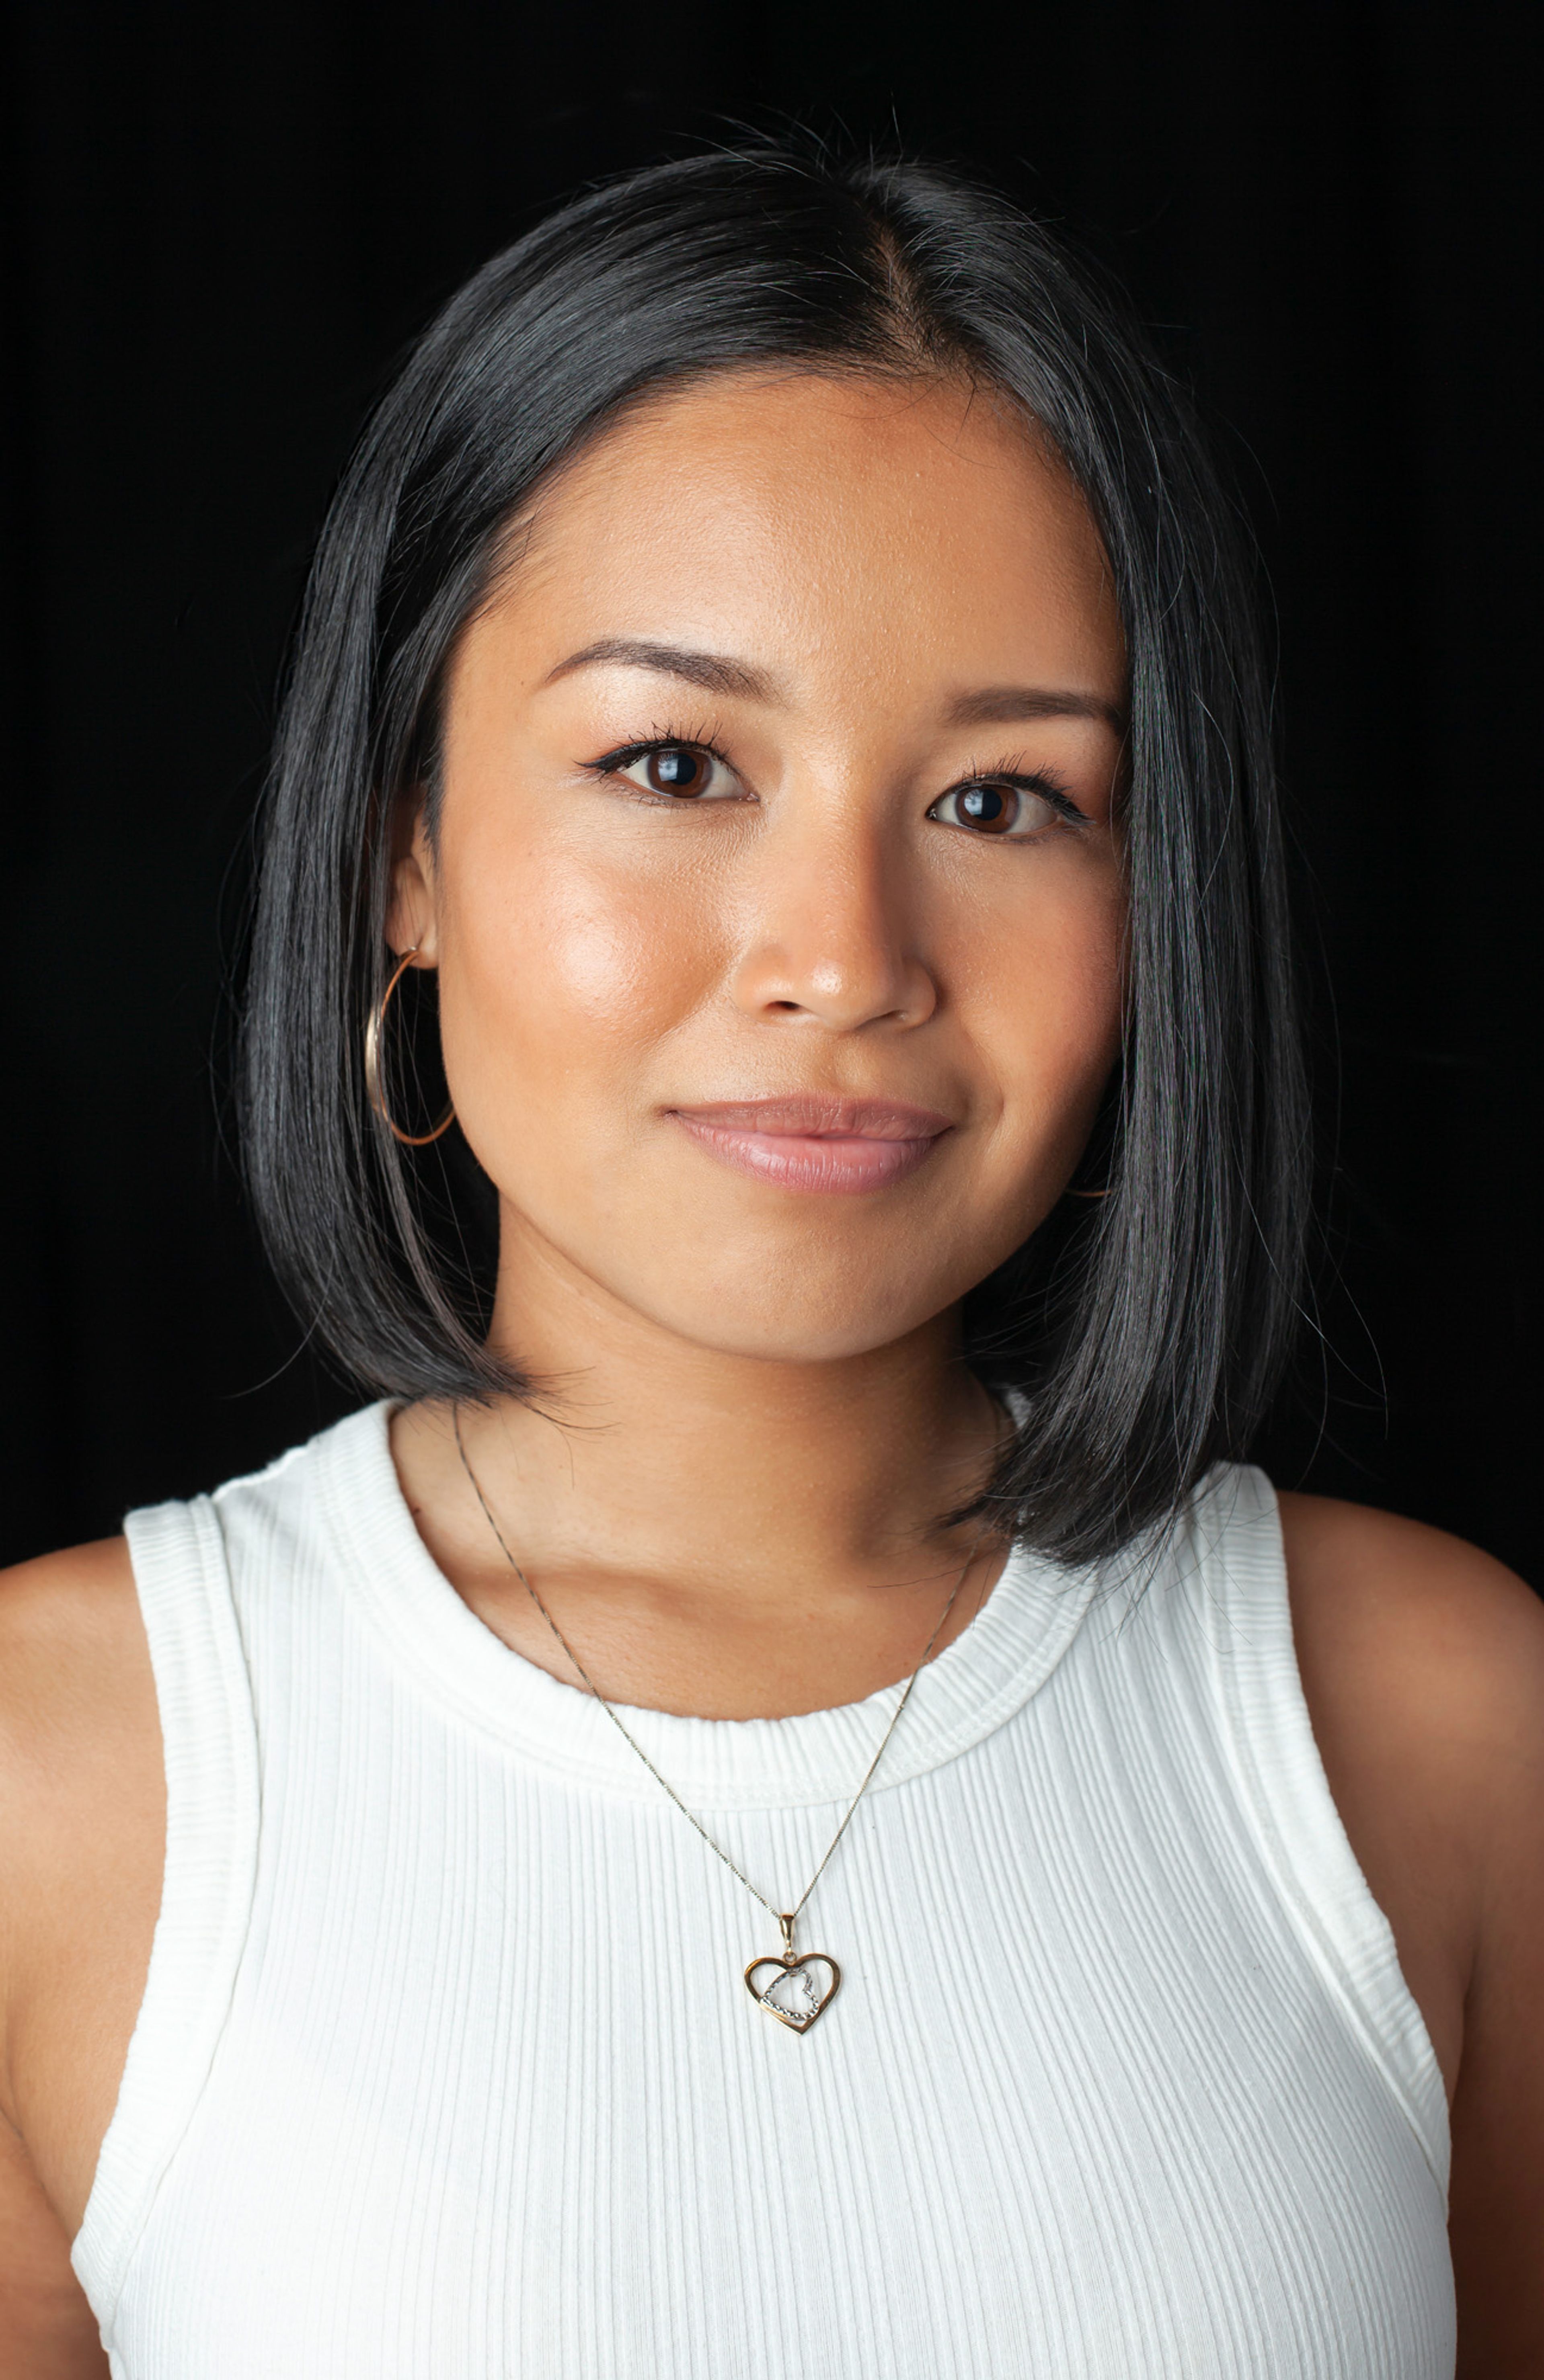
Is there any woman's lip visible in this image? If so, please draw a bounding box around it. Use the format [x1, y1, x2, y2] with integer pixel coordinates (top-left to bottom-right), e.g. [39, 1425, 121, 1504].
[666, 1100, 954, 1194]
[667, 1097, 955, 1139]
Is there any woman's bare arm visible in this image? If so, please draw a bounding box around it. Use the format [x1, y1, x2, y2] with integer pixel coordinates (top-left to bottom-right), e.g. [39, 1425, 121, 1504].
[0, 1541, 161, 2378]
[0, 2117, 107, 2380]
[1281, 1493, 1544, 2374]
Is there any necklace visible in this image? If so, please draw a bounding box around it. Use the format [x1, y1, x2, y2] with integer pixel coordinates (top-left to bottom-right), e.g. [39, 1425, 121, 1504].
[452, 1405, 979, 2034]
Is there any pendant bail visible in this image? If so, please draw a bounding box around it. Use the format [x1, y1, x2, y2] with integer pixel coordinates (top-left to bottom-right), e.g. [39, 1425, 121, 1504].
[778, 1912, 797, 1960]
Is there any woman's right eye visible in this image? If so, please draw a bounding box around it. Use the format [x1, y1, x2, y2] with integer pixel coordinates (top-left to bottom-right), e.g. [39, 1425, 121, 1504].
[612, 743, 742, 800]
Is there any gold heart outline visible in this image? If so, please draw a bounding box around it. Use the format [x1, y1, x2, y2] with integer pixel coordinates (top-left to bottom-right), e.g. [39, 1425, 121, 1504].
[743, 1951, 842, 2033]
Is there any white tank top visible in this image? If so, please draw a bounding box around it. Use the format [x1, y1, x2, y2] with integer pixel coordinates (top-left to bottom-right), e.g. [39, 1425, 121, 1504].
[74, 1405, 1455, 2376]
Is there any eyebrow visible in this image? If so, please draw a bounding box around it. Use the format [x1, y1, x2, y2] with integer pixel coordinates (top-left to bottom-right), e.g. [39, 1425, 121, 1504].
[945, 684, 1127, 733]
[544, 636, 1125, 733]
[544, 638, 780, 702]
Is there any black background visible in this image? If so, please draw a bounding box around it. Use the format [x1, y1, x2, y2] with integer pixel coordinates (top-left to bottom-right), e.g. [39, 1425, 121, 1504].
[4, 2, 1539, 1576]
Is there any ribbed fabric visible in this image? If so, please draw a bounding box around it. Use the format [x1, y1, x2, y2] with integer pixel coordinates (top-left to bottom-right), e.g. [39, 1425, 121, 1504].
[75, 1406, 1455, 2376]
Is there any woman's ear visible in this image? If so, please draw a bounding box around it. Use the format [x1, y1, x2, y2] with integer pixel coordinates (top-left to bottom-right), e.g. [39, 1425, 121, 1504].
[385, 790, 439, 963]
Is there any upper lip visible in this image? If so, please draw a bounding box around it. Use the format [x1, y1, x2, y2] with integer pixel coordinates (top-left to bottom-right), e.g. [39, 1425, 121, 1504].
[667, 1097, 955, 1140]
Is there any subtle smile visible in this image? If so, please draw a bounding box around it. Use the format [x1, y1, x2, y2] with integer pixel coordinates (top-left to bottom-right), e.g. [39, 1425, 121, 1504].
[666, 1098, 955, 1193]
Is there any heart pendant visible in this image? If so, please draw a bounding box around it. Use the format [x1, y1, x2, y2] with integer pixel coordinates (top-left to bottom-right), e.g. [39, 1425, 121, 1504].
[743, 1949, 842, 2033]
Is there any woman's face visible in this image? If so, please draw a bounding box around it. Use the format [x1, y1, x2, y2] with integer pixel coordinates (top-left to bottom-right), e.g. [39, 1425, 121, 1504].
[393, 370, 1127, 1364]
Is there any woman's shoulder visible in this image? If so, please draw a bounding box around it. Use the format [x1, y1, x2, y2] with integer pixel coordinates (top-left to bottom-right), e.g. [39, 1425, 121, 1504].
[0, 1534, 154, 1796]
[0, 1530, 163, 1936]
[0, 1538, 163, 2138]
[1276, 1490, 1544, 2105]
[0, 1534, 154, 1809]
[0, 1540, 158, 2355]
[1278, 1489, 1544, 1790]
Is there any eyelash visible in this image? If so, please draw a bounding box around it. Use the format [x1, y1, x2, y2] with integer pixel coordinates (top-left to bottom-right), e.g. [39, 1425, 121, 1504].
[952, 760, 1084, 823]
[585, 728, 738, 798]
[582, 732, 1087, 830]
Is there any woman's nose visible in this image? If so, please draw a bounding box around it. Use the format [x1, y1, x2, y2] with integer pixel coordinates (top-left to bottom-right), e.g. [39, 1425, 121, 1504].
[726, 805, 938, 1033]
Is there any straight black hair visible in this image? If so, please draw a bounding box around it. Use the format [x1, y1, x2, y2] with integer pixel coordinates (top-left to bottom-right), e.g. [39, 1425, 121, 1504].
[241, 142, 1310, 1564]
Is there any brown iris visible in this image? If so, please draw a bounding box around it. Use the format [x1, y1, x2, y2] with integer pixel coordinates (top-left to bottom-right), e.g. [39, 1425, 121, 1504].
[957, 783, 1017, 833]
[645, 746, 710, 795]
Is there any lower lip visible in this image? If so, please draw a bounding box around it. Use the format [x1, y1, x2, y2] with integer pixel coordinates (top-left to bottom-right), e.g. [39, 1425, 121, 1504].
[670, 1117, 944, 1193]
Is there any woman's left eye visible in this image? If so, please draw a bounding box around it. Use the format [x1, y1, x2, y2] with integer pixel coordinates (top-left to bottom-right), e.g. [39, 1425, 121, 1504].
[927, 779, 1070, 837]
[610, 743, 743, 800]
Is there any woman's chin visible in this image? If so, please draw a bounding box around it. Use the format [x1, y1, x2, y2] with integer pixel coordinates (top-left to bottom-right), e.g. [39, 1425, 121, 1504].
[566, 1263, 959, 1368]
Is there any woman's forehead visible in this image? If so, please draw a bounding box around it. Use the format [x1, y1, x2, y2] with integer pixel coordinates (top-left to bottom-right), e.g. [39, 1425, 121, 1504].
[473, 371, 1125, 713]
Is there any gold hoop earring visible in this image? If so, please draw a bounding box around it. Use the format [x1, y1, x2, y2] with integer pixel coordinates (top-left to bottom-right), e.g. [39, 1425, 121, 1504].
[364, 945, 456, 1146]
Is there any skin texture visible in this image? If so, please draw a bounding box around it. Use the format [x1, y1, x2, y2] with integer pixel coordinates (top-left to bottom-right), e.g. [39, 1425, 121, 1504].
[0, 371, 1540, 2373]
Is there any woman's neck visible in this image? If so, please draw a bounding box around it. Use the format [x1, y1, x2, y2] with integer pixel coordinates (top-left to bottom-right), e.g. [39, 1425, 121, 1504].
[388, 1220, 1008, 1719]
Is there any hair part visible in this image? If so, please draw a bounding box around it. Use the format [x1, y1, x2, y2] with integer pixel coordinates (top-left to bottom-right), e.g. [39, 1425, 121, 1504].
[241, 141, 1310, 1565]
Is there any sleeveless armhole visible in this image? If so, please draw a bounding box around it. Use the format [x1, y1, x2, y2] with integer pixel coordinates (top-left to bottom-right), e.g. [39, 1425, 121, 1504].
[1197, 1467, 1451, 2202]
[70, 1495, 260, 2331]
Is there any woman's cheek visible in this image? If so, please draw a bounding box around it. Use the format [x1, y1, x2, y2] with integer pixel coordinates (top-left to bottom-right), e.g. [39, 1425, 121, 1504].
[440, 850, 719, 1122]
[969, 897, 1124, 1198]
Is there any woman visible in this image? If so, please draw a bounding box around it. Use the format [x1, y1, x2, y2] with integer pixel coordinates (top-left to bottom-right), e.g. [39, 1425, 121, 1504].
[1, 147, 1538, 2378]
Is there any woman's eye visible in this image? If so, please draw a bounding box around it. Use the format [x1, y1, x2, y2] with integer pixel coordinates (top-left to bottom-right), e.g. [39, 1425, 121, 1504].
[928, 779, 1066, 837]
[613, 744, 740, 800]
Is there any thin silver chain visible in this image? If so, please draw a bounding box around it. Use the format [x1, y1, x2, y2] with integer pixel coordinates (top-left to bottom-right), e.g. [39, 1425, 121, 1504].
[452, 1404, 977, 1933]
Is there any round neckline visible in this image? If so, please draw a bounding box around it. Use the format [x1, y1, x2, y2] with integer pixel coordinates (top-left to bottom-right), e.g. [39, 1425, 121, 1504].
[316, 1401, 1098, 1811]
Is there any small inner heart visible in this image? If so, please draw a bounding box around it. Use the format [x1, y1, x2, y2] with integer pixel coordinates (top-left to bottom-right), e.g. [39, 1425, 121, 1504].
[748, 1957, 837, 2026]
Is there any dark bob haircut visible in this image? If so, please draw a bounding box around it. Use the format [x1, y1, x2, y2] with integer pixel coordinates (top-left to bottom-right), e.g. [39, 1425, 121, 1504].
[242, 142, 1309, 1565]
